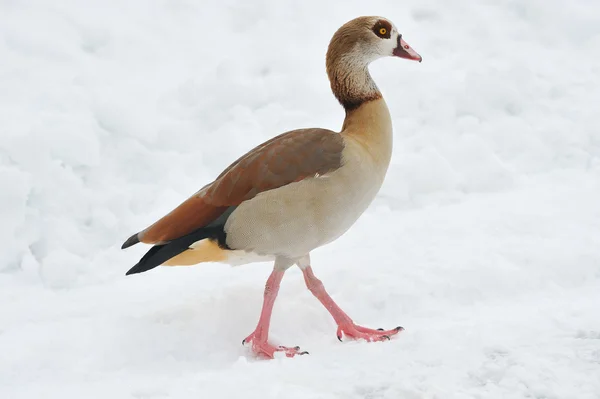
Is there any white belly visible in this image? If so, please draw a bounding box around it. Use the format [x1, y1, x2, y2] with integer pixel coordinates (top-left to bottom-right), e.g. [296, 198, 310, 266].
[224, 140, 389, 259]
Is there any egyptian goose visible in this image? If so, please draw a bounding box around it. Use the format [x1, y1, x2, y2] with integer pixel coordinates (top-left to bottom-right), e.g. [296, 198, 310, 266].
[122, 16, 422, 358]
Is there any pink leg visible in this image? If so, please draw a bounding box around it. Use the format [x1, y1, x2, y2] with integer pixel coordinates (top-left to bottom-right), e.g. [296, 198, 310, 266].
[242, 268, 307, 359]
[302, 266, 403, 342]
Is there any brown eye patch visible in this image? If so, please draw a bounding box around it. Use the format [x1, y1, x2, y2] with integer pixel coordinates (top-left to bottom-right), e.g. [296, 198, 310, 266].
[372, 20, 392, 39]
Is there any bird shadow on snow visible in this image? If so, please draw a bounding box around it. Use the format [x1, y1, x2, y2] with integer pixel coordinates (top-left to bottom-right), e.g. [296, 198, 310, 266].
[111, 296, 253, 369]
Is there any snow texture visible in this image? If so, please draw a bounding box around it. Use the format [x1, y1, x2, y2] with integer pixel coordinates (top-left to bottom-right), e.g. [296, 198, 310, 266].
[1, 0, 600, 397]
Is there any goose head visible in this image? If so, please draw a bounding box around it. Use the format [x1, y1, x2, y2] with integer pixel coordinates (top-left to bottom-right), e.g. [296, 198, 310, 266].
[326, 16, 422, 110]
[327, 16, 422, 65]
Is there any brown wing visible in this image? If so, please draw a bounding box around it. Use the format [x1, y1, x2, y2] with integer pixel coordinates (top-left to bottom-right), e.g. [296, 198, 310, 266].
[123, 128, 344, 247]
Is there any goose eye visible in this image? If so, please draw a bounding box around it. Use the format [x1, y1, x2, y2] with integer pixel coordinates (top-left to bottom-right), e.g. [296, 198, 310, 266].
[379, 28, 387, 35]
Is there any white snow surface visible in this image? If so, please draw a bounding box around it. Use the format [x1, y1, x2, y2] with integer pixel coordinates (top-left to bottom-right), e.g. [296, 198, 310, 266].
[1, 0, 600, 397]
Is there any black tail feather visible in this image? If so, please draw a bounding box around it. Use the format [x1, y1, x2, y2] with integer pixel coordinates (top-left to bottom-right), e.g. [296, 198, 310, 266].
[125, 228, 218, 276]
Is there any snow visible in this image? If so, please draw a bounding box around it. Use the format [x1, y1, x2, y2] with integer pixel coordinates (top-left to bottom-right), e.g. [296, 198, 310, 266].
[1, 0, 600, 397]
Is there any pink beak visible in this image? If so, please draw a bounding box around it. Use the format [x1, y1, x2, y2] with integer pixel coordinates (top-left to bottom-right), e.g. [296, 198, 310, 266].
[393, 36, 422, 62]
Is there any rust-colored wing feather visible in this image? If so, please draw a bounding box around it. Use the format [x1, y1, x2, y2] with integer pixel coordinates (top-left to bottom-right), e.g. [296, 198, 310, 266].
[123, 128, 344, 247]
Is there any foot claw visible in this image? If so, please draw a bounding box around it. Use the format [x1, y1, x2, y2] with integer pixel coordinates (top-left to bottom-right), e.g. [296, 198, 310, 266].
[243, 332, 306, 359]
[336, 323, 403, 343]
[337, 334, 343, 342]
